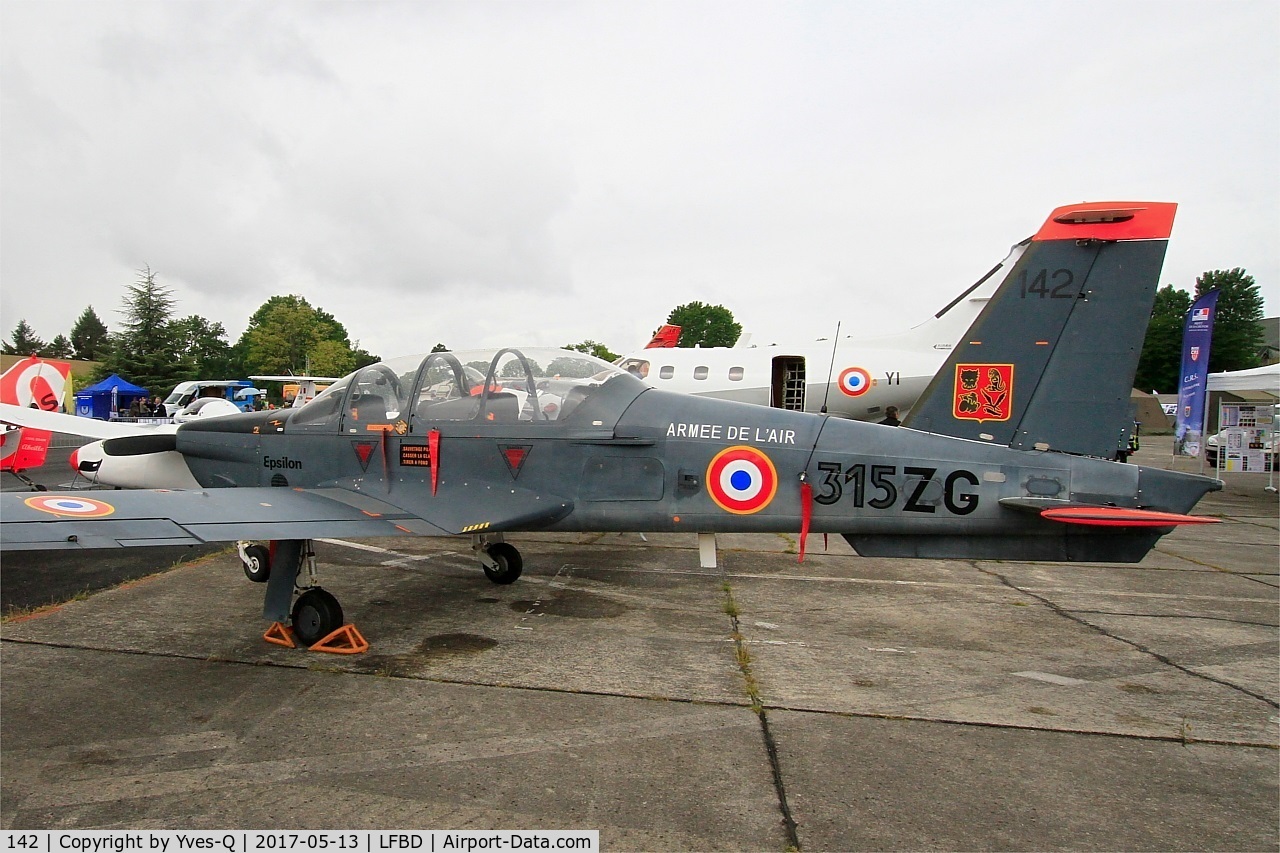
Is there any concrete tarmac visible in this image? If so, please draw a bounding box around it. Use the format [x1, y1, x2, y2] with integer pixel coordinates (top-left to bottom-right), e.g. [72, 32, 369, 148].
[1, 437, 1277, 849]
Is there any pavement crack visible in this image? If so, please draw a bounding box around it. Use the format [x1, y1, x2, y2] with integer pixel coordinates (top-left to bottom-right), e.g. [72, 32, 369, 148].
[1061, 609, 1279, 629]
[719, 573, 801, 851]
[975, 563, 1279, 710]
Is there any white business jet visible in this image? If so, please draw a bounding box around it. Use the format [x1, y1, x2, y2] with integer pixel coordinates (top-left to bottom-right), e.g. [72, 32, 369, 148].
[616, 240, 1029, 421]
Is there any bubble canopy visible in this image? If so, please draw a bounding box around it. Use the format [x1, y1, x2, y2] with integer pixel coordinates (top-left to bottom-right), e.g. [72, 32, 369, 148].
[288, 347, 646, 433]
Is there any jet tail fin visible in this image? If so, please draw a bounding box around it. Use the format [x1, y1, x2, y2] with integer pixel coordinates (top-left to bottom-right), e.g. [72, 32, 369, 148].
[646, 325, 681, 349]
[902, 202, 1176, 458]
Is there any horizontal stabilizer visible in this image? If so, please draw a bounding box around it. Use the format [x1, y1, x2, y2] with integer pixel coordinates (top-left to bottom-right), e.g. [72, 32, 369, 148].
[1039, 506, 1219, 527]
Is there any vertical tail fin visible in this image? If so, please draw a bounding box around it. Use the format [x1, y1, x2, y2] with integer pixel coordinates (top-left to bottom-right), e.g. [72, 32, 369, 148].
[645, 325, 682, 349]
[903, 202, 1176, 458]
[0, 356, 73, 474]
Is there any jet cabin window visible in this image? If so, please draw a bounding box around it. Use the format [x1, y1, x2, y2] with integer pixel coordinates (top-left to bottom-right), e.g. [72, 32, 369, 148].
[694, 366, 709, 380]
[406, 348, 639, 429]
[343, 366, 402, 433]
[659, 365, 674, 380]
[288, 378, 351, 432]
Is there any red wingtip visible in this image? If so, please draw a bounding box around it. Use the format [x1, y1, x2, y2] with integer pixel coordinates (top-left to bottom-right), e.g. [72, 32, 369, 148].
[1041, 506, 1218, 528]
[1033, 202, 1176, 242]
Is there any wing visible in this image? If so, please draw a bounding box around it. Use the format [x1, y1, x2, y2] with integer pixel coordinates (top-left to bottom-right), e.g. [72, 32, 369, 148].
[1, 482, 575, 550]
[0, 488, 444, 550]
[380, 481, 574, 535]
[0, 402, 171, 440]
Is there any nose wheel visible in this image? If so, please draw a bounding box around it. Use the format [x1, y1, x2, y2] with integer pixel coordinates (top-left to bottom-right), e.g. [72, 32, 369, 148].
[238, 542, 271, 582]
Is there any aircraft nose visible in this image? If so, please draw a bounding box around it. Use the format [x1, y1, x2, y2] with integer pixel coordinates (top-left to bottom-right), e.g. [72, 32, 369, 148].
[68, 447, 79, 471]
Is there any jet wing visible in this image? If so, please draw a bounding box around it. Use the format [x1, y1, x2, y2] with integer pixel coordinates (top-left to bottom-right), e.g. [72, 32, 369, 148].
[376, 481, 574, 536]
[0, 403, 171, 440]
[0, 480, 575, 550]
[0, 488, 444, 550]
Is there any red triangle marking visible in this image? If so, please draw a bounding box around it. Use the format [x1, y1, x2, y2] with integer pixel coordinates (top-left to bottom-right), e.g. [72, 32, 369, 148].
[500, 445, 531, 477]
[352, 441, 376, 470]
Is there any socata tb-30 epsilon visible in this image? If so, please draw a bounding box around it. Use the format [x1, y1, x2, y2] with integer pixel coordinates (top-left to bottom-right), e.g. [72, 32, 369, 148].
[0, 201, 1220, 648]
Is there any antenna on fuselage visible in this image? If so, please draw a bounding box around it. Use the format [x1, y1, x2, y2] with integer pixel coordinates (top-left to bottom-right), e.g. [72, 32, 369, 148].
[819, 321, 841, 414]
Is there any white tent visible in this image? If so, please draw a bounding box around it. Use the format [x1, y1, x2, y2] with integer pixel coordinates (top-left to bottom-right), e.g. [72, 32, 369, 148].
[1206, 364, 1280, 397]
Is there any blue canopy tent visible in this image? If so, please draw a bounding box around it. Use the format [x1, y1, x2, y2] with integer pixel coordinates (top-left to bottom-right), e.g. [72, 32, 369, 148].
[75, 374, 150, 420]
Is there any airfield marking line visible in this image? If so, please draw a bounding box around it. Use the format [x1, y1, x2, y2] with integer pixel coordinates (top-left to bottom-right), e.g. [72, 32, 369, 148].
[559, 563, 1278, 605]
[5, 635, 1275, 762]
[4, 730, 237, 771]
[514, 563, 574, 631]
[15, 707, 757, 810]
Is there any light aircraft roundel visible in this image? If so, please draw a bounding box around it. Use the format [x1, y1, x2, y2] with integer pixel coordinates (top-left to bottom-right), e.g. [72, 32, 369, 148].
[706, 446, 778, 514]
[1, 357, 68, 411]
[837, 366, 873, 397]
[24, 495, 115, 518]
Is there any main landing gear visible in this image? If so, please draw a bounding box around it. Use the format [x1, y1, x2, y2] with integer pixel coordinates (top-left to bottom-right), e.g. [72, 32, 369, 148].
[243, 539, 348, 647]
[473, 533, 523, 584]
[238, 534, 525, 647]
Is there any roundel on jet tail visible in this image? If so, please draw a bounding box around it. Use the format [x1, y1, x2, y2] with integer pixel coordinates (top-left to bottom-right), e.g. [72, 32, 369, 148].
[706, 445, 779, 515]
[837, 366, 873, 397]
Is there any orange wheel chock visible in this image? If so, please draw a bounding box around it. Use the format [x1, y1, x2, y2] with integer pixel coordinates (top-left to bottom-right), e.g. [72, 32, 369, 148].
[263, 622, 297, 648]
[309, 624, 370, 655]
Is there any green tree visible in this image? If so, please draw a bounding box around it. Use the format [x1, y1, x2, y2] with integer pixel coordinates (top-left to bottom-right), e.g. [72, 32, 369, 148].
[308, 339, 357, 377]
[1134, 285, 1192, 393]
[2, 319, 46, 356]
[1196, 268, 1265, 374]
[237, 294, 377, 376]
[171, 315, 235, 377]
[564, 340, 619, 362]
[99, 266, 193, 395]
[70, 306, 110, 361]
[664, 302, 742, 348]
[45, 334, 74, 359]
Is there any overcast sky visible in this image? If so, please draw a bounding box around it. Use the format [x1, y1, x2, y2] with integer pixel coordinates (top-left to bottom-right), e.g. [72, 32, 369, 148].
[2, 1, 1276, 362]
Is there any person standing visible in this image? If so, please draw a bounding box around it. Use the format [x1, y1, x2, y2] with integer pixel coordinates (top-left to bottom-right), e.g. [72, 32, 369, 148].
[879, 406, 901, 426]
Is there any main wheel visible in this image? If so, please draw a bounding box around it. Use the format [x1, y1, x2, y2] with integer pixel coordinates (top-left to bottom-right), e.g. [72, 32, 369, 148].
[291, 588, 344, 646]
[483, 542, 523, 585]
[241, 544, 271, 582]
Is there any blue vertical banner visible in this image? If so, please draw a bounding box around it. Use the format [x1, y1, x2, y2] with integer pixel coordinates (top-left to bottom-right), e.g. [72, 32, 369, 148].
[1174, 289, 1220, 456]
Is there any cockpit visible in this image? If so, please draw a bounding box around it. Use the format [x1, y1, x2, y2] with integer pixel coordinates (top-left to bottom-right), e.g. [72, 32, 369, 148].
[287, 347, 647, 434]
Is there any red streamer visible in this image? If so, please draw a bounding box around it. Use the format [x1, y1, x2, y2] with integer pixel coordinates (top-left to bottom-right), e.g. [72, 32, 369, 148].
[799, 479, 813, 563]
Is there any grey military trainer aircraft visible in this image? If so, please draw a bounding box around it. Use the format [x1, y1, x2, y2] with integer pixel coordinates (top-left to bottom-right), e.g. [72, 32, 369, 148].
[0, 201, 1221, 647]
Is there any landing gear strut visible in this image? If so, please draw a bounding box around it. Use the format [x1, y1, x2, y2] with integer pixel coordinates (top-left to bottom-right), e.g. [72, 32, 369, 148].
[260, 539, 346, 646]
[252, 535, 527, 648]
